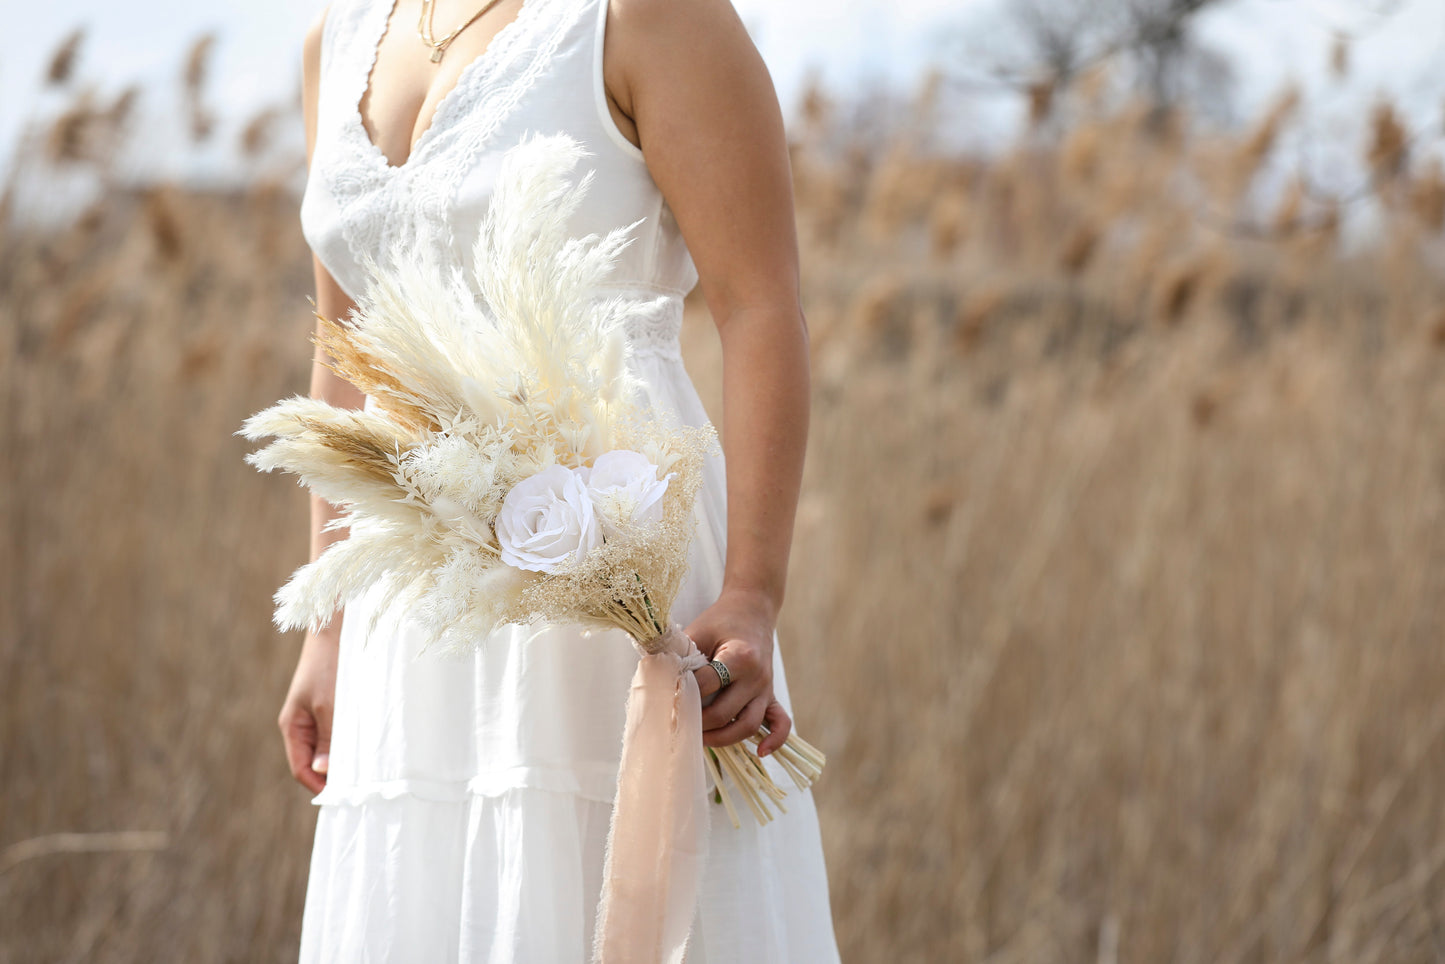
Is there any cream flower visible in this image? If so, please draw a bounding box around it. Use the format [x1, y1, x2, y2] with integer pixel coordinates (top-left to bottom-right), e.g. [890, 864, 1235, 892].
[580, 449, 673, 531]
[496, 464, 602, 572]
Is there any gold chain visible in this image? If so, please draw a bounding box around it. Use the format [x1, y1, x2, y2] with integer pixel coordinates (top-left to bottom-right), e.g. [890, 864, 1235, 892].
[417, 0, 507, 63]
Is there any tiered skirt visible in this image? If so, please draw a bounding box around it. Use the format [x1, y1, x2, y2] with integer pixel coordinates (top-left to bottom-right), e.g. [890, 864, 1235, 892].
[298, 349, 841, 962]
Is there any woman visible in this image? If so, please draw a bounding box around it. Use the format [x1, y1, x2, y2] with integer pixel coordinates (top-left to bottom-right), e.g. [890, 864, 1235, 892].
[281, 0, 839, 958]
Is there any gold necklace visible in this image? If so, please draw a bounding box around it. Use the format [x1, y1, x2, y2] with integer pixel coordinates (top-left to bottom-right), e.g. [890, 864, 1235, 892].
[417, 0, 507, 63]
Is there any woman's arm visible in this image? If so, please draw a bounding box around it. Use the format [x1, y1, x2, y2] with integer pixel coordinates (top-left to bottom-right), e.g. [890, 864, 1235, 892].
[277, 4, 367, 794]
[604, 0, 810, 754]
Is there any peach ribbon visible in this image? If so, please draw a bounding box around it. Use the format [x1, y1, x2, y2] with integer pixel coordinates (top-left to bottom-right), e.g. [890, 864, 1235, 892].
[592, 623, 711, 964]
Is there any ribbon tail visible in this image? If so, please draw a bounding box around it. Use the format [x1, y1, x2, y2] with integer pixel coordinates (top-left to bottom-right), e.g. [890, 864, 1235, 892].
[592, 638, 710, 964]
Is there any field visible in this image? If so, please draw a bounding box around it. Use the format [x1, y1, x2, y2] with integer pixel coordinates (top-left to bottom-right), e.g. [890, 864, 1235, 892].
[4, 37, 1445, 964]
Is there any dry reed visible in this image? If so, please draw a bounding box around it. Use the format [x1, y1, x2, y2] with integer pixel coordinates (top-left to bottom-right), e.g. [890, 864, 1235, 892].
[5, 28, 1445, 964]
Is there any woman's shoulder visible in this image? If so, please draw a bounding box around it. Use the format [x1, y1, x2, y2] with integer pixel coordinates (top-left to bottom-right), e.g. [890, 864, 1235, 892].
[302, 4, 332, 165]
[599, 0, 765, 118]
[603, 0, 750, 46]
[303, 0, 368, 79]
[304, 5, 330, 75]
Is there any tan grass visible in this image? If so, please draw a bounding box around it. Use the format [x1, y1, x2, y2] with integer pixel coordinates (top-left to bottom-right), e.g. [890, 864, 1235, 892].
[5, 41, 1445, 964]
[312, 310, 441, 434]
[44, 30, 85, 88]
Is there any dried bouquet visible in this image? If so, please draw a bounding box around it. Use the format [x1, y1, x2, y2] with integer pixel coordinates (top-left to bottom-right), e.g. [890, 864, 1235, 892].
[239, 133, 824, 960]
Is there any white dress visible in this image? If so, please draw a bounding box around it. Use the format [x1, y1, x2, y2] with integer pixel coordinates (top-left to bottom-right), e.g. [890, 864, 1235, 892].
[296, 0, 841, 960]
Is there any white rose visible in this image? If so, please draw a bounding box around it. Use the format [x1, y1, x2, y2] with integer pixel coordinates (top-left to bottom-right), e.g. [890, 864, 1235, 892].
[496, 464, 602, 572]
[579, 449, 673, 530]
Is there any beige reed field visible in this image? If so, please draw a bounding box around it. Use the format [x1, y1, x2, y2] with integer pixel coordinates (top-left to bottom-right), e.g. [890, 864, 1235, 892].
[5, 31, 1445, 964]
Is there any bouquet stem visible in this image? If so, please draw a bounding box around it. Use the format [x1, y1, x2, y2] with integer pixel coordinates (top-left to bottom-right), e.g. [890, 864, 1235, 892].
[705, 730, 827, 830]
[619, 605, 828, 830]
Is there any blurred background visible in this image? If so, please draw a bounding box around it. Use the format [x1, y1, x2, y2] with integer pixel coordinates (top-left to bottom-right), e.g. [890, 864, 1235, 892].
[5, 0, 1445, 961]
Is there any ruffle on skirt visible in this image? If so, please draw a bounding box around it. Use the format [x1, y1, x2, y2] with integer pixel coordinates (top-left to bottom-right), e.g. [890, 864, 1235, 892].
[299, 777, 839, 963]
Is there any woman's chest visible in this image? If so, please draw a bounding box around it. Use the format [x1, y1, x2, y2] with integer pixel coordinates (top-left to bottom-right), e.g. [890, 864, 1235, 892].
[300, 0, 691, 304]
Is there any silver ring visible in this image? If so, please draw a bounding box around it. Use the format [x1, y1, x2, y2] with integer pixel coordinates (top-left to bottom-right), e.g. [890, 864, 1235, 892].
[709, 658, 732, 689]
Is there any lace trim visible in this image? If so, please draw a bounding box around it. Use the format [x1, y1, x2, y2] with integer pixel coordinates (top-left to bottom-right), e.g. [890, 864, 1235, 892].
[323, 0, 575, 279]
[348, 0, 550, 175]
[314, 0, 684, 361]
[431, 0, 576, 260]
[615, 291, 685, 360]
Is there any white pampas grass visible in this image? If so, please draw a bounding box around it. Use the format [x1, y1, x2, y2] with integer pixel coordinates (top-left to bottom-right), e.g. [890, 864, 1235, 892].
[239, 132, 676, 641]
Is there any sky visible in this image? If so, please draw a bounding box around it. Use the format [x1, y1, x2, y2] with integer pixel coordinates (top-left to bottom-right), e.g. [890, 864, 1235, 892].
[2, 0, 1443, 187]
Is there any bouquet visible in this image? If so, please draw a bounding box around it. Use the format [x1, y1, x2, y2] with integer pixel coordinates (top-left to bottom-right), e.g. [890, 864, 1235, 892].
[239, 133, 823, 961]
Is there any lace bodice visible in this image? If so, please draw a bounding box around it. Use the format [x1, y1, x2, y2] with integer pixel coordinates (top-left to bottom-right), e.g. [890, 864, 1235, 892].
[300, 0, 699, 359]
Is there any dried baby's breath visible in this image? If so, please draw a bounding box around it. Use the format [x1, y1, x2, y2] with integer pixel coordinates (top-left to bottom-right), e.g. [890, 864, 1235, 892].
[499, 423, 716, 650]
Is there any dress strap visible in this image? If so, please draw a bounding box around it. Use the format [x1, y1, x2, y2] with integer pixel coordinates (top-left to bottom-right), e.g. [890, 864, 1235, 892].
[589, 0, 648, 162]
[314, 0, 375, 148]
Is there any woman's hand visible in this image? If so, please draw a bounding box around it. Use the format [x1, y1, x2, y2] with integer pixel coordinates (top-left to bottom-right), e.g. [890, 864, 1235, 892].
[686, 587, 793, 756]
[278, 629, 340, 794]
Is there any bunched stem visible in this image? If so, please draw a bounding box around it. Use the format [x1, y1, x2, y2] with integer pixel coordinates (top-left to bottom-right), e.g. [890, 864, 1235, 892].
[705, 732, 825, 829]
[620, 608, 829, 829]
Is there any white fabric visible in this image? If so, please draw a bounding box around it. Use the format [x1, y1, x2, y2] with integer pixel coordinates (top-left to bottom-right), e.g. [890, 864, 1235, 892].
[296, 0, 841, 960]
